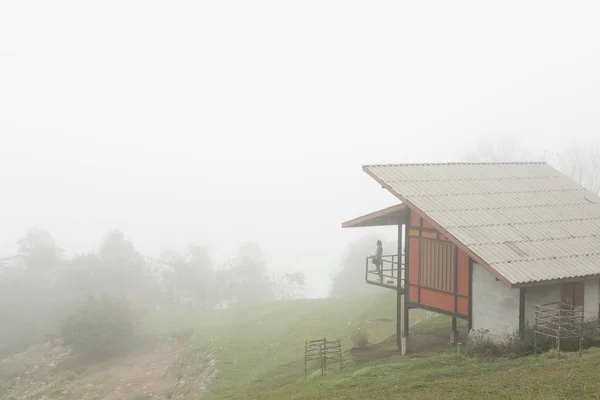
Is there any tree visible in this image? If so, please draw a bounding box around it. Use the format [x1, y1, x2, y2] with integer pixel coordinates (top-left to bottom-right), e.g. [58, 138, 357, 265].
[274, 271, 306, 300]
[158, 249, 188, 307]
[187, 244, 215, 307]
[15, 228, 64, 316]
[54, 252, 103, 311]
[460, 139, 535, 163]
[158, 244, 215, 308]
[224, 242, 276, 306]
[0, 229, 64, 355]
[553, 142, 600, 195]
[17, 228, 63, 271]
[60, 296, 138, 362]
[97, 230, 157, 312]
[0, 264, 46, 357]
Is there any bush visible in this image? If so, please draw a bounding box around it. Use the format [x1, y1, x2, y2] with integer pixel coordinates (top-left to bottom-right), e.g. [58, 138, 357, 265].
[350, 328, 369, 348]
[463, 328, 503, 358]
[464, 320, 600, 359]
[59, 296, 138, 362]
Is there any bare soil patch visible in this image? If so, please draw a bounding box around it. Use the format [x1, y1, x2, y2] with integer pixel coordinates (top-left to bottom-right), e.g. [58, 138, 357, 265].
[350, 325, 469, 364]
[0, 336, 216, 400]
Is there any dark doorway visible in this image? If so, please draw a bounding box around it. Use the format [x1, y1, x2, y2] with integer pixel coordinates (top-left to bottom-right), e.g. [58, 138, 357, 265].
[561, 281, 584, 307]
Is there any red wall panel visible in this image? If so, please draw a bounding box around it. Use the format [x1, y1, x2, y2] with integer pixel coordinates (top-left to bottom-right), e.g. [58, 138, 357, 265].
[405, 206, 471, 319]
[456, 249, 469, 296]
[419, 289, 455, 313]
[421, 218, 435, 230]
[409, 210, 421, 227]
[408, 285, 419, 302]
[457, 297, 469, 316]
[408, 236, 419, 285]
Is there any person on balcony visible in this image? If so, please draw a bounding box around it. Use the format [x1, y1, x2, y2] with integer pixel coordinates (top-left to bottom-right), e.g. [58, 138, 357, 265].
[373, 240, 383, 282]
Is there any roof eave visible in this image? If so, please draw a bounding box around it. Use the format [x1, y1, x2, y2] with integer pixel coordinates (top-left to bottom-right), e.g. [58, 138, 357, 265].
[341, 204, 408, 228]
[511, 274, 600, 288]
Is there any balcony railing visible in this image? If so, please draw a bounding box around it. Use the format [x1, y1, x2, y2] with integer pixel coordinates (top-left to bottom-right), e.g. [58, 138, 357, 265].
[365, 254, 405, 291]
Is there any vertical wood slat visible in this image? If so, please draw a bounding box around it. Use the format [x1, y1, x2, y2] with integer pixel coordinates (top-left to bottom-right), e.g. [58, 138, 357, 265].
[419, 238, 456, 293]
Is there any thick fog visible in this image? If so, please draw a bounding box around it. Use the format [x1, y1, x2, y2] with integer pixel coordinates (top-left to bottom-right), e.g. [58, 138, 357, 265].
[2, 0, 600, 300]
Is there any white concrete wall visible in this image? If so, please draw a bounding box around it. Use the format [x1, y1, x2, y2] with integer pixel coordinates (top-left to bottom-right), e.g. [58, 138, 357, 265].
[472, 265, 600, 339]
[471, 263, 520, 340]
[584, 279, 600, 321]
[523, 284, 561, 328]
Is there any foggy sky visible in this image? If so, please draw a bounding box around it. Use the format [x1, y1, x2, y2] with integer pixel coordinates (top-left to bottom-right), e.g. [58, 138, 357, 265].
[2, 1, 600, 297]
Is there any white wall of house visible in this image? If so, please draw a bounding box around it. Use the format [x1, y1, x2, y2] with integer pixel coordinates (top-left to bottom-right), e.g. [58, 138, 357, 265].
[471, 263, 519, 340]
[523, 284, 561, 328]
[472, 263, 600, 339]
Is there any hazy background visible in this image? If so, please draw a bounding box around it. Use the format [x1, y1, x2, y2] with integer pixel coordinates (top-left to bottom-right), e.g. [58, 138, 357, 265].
[2, 0, 600, 298]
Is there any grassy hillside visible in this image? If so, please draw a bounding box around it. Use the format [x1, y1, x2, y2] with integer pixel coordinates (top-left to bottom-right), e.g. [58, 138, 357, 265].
[208, 348, 600, 400]
[146, 292, 600, 400]
[143, 291, 432, 392]
[4, 292, 600, 399]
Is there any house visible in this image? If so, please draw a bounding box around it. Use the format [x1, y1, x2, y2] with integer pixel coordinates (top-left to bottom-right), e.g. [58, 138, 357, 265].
[342, 162, 600, 354]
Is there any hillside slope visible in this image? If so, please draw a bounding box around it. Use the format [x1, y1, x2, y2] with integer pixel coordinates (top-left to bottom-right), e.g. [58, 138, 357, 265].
[207, 348, 600, 400]
[7, 292, 597, 400]
[145, 291, 429, 392]
[1, 291, 419, 399]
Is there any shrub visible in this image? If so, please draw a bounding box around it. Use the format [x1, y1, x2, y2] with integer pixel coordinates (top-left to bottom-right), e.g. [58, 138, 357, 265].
[59, 296, 138, 362]
[350, 328, 369, 348]
[464, 319, 600, 359]
[463, 328, 503, 358]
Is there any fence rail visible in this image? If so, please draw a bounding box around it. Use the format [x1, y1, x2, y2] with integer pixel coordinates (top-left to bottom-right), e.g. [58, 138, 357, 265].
[534, 301, 585, 357]
[304, 338, 342, 379]
[365, 253, 405, 290]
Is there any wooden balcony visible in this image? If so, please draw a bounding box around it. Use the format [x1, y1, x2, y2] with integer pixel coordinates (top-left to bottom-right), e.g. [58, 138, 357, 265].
[365, 254, 405, 291]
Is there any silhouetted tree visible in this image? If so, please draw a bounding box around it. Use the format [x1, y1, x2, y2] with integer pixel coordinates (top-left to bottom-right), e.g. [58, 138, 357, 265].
[224, 242, 276, 306]
[96, 229, 158, 312]
[17, 228, 63, 271]
[0, 229, 64, 356]
[554, 142, 600, 194]
[274, 271, 306, 300]
[159, 244, 215, 308]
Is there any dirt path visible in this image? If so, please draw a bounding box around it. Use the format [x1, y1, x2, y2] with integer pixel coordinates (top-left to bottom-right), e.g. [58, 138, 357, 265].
[350, 313, 466, 364]
[0, 336, 216, 400]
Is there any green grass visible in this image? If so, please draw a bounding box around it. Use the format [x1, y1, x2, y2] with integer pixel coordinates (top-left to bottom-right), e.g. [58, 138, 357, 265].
[145, 293, 600, 400]
[144, 292, 425, 391]
[7, 292, 600, 399]
[206, 346, 600, 400]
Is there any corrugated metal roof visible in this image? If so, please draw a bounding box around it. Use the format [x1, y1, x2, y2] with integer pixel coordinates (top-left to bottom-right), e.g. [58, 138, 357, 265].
[363, 162, 600, 286]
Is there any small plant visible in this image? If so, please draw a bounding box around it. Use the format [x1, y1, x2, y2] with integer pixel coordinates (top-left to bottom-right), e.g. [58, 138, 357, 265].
[350, 328, 369, 348]
[463, 318, 600, 360]
[59, 295, 138, 363]
[463, 328, 503, 358]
